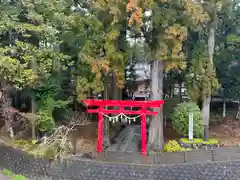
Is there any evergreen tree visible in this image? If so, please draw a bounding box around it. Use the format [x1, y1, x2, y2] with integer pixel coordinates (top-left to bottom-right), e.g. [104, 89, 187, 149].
[131, 0, 209, 150]
[214, 0, 240, 115]
[0, 0, 70, 109]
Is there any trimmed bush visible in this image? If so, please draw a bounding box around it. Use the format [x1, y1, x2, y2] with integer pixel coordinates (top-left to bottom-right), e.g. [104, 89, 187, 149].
[163, 140, 192, 152]
[180, 138, 219, 145]
[164, 140, 183, 152]
[171, 102, 204, 138]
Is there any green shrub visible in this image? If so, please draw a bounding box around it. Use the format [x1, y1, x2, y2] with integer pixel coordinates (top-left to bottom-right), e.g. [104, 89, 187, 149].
[180, 138, 219, 145]
[12, 174, 26, 180]
[164, 140, 184, 152]
[37, 110, 55, 132]
[2, 168, 13, 176]
[2, 169, 26, 180]
[171, 102, 204, 138]
[12, 139, 38, 152]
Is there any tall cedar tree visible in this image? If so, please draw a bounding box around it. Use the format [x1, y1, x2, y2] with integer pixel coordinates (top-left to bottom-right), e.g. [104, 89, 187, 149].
[126, 0, 209, 149]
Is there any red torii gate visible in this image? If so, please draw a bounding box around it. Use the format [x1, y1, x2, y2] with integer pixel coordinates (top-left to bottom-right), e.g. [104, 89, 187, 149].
[82, 99, 164, 156]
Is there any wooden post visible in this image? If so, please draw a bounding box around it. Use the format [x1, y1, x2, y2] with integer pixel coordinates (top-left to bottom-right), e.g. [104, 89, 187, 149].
[97, 106, 104, 152]
[141, 106, 147, 156]
[223, 98, 226, 118]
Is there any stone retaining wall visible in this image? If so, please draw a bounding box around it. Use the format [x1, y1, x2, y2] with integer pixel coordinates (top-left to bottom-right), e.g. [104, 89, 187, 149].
[1, 144, 240, 180]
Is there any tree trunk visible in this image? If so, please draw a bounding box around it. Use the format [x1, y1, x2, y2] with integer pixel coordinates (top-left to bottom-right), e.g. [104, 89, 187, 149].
[102, 74, 111, 148]
[148, 60, 164, 150]
[112, 72, 119, 100]
[202, 25, 215, 141]
[179, 82, 183, 103]
[119, 88, 122, 100]
[31, 59, 37, 139]
[202, 96, 211, 141]
[30, 98, 36, 140]
[2, 92, 14, 138]
[169, 71, 173, 98]
[31, 122, 36, 140]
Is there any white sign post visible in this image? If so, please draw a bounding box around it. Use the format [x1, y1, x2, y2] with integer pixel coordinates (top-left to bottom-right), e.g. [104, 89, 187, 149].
[188, 112, 193, 141]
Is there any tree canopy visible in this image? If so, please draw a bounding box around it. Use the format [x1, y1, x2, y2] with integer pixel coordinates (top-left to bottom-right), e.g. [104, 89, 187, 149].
[0, 0, 239, 150]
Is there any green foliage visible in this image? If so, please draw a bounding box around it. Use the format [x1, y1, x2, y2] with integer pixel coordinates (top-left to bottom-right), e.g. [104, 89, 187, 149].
[186, 41, 220, 100]
[36, 109, 55, 132]
[30, 138, 72, 160]
[180, 138, 219, 145]
[39, 96, 70, 113]
[34, 78, 70, 132]
[68, 1, 131, 98]
[2, 169, 26, 180]
[0, 0, 73, 136]
[34, 77, 68, 106]
[41, 142, 62, 160]
[163, 97, 181, 119]
[215, 1, 240, 100]
[171, 102, 204, 138]
[0, 0, 69, 89]
[11, 139, 38, 152]
[140, 0, 209, 68]
[227, 34, 240, 43]
[36, 95, 71, 132]
[7, 138, 63, 160]
[2, 168, 13, 176]
[13, 139, 31, 147]
[0, 0, 238, 157]
[12, 174, 26, 180]
[163, 140, 191, 152]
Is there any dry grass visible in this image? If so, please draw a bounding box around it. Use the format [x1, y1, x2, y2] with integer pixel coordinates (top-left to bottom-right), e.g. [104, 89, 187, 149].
[73, 121, 98, 154]
[164, 118, 240, 146]
[210, 119, 240, 146]
[73, 121, 123, 154]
